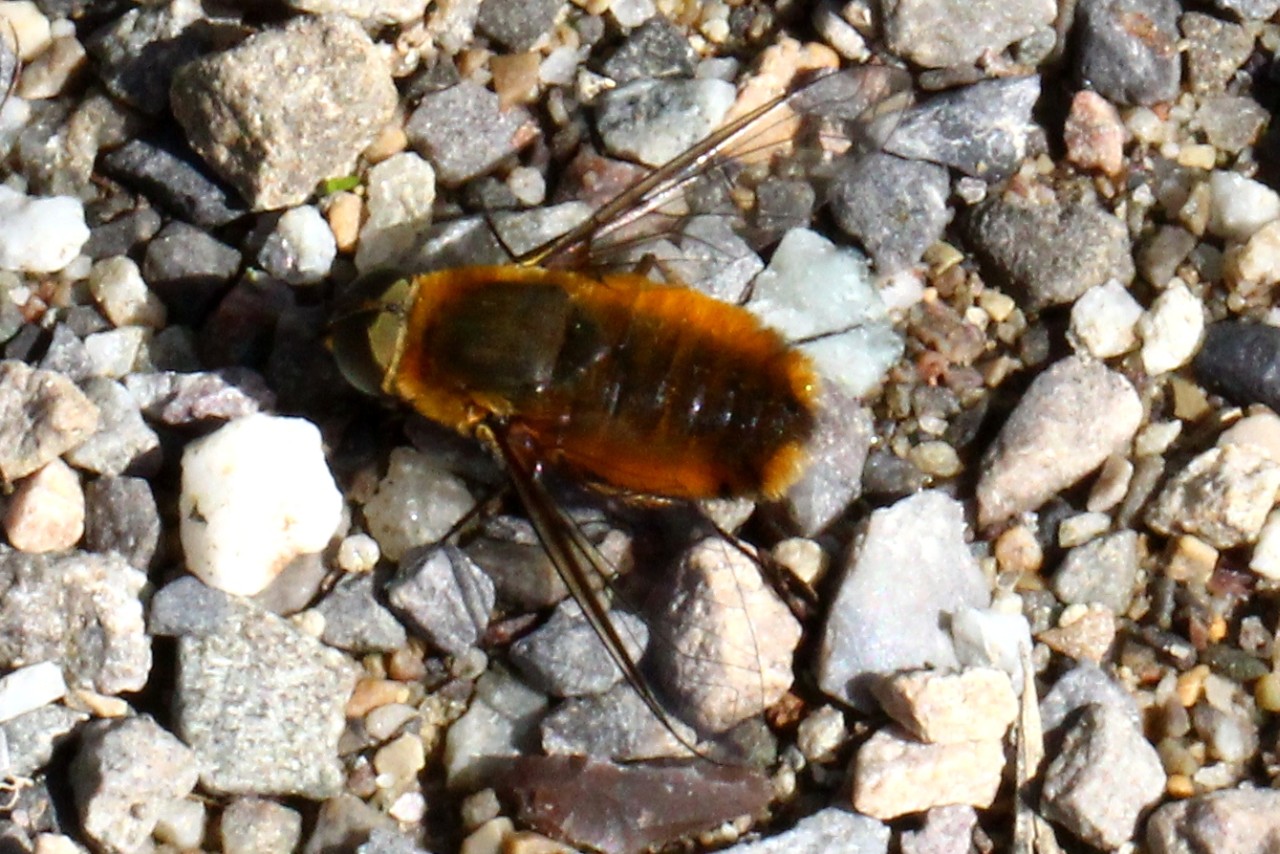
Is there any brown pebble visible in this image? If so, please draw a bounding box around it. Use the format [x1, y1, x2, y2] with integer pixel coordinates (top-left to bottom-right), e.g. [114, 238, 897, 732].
[492, 52, 541, 108]
[326, 192, 362, 254]
[346, 677, 410, 718]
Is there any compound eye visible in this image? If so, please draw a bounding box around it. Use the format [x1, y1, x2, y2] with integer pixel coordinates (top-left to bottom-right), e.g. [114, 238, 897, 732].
[328, 272, 415, 397]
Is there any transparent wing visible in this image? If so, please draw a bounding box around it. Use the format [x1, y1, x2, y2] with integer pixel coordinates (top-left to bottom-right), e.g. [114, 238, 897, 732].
[518, 65, 913, 291]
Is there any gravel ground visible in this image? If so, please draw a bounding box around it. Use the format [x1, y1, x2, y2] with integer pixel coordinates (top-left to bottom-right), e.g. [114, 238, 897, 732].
[3, 0, 1280, 852]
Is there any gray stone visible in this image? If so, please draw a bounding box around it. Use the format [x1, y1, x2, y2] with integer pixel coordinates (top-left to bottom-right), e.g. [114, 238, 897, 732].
[1040, 703, 1165, 849]
[882, 0, 1054, 67]
[175, 600, 359, 798]
[85, 0, 216, 113]
[0, 360, 99, 482]
[221, 797, 303, 854]
[883, 76, 1041, 182]
[1075, 0, 1180, 106]
[303, 793, 400, 854]
[38, 324, 94, 381]
[1, 703, 88, 777]
[649, 538, 802, 734]
[387, 546, 495, 657]
[99, 139, 246, 228]
[123, 368, 275, 425]
[0, 549, 150, 694]
[406, 80, 536, 187]
[966, 187, 1134, 308]
[1181, 13, 1254, 95]
[83, 476, 161, 569]
[71, 716, 199, 854]
[785, 389, 873, 535]
[64, 377, 160, 477]
[314, 573, 408, 653]
[140, 221, 242, 322]
[816, 491, 990, 711]
[1209, 0, 1280, 18]
[148, 576, 239, 638]
[476, 0, 563, 50]
[84, 205, 164, 260]
[729, 807, 890, 853]
[899, 805, 980, 854]
[1051, 530, 1139, 613]
[540, 683, 689, 761]
[829, 152, 951, 274]
[596, 77, 736, 168]
[1147, 788, 1280, 854]
[510, 600, 647, 697]
[976, 356, 1141, 526]
[600, 16, 696, 83]
[172, 15, 397, 209]
[1040, 662, 1143, 734]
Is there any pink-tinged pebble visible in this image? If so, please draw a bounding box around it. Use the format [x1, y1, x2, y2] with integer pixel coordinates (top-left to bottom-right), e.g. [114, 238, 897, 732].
[5, 457, 85, 552]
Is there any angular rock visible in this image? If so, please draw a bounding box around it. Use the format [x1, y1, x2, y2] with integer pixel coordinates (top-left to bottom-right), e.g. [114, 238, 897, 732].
[0, 549, 149, 694]
[71, 716, 199, 854]
[0, 360, 99, 482]
[1075, 0, 1180, 106]
[883, 76, 1041, 182]
[1040, 703, 1165, 849]
[882, 0, 1055, 68]
[1146, 444, 1280, 550]
[387, 545, 494, 656]
[852, 726, 1005, 820]
[977, 356, 1141, 526]
[964, 189, 1134, 309]
[828, 152, 950, 274]
[175, 600, 359, 798]
[817, 491, 990, 711]
[1147, 787, 1280, 854]
[171, 15, 397, 209]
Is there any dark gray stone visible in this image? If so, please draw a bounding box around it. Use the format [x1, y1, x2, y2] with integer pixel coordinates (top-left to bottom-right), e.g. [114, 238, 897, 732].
[84, 206, 164, 260]
[315, 573, 408, 653]
[599, 16, 696, 83]
[405, 80, 536, 187]
[510, 602, 648, 697]
[99, 139, 246, 227]
[829, 152, 951, 273]
[1075, 0, 1180, 106]
[963, 188, 1134, 308]
[84, 476, 162, 569]
[883, 76, 1041, 181]
[387, 546, 494, 657]
[141, 221, 242, 323]
[85, 0, 218, 113]
[1195, 323, 1280, 415]
[476, 0, 564, 50]
[148, 576, 239, 638]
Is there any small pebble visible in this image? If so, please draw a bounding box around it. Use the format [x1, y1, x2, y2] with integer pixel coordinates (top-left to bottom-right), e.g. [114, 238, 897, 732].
[257, 205, 336, 285]
[363, 447, 475, 562]
[0, 186, 89, 272]
[852, 727, 1005, 820]
[1208, 171, 1280, 243]
[87, 256, 166, 329]
[1139, 283, 1205, 375]
[1069, 280, 1143, 359]
[180, 414, 344, 596]
[872, 668, 1018, 744]
[4, 458, 84, 553]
